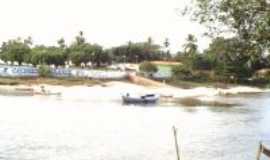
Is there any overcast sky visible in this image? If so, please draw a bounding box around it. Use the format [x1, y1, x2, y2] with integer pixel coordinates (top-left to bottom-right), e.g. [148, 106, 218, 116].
[0, 0, 211, 53]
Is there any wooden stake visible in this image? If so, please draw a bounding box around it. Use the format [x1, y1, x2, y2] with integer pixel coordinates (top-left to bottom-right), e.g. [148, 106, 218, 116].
[173, 126, 180, 160]
[256, 142, 262, 160]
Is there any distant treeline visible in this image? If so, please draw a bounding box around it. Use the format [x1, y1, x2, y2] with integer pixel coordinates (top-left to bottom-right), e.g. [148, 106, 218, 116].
[0, 31, 171, 67]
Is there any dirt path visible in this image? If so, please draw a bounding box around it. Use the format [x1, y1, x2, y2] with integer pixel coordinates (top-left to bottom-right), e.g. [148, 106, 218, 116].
[151, 61, 182, 66]
[127, 74, 165, 87]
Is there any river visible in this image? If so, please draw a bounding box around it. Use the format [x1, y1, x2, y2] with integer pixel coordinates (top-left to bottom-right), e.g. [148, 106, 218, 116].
[0, 92, 270, 160]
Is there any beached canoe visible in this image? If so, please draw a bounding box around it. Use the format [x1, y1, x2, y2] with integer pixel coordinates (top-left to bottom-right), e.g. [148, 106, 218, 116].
[122, 94, 159, 104]
[13, 88, 34, 96]
[35, 86, 62, 96]
[34, 91, 62, 96]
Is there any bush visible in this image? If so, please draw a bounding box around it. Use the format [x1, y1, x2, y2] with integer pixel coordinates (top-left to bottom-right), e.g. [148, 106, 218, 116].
[191, 70, 211, 82]
[139, 61, 158, 77]
[38, 65, 52, 77]
[192, 55, 214, 70]
[172, 64, 212, 82]
[172, 65, 193, 80]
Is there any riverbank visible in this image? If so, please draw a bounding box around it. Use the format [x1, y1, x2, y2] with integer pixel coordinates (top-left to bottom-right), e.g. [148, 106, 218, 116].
[0, 77, 107, 86]
[0, 78, 267, 107]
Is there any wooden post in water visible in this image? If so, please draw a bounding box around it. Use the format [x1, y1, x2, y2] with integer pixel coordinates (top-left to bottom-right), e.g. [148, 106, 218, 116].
[173, 126, 180, 160]
[256, 142, 262, 160]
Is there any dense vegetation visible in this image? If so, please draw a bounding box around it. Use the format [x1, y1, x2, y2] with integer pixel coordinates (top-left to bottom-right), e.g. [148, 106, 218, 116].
[0, 32, 169, 68]
[139, 62, 158, 77]
[0, 0, 270, 86]
[171, 0, 270, 85]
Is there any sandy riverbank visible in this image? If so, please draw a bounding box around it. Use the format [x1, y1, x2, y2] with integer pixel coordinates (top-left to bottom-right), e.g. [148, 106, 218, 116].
[0, 81, 267, 105]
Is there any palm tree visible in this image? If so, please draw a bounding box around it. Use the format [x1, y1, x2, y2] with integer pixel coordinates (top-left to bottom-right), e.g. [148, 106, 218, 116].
[183, 34, 198, 57]
[164, 38, 170, 60]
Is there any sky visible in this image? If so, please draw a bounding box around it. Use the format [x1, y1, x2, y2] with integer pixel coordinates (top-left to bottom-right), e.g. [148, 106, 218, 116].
[0, 0, 211, 53]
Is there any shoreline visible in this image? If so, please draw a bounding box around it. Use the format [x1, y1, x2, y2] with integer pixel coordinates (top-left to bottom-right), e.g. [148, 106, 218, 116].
[0, 78, 267, 107]
[0, 77, 111, 86]
[0, 77, 266, 95]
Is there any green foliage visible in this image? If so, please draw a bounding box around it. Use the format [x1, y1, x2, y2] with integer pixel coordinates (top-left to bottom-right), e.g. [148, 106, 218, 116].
[110, 39, 165, 63]
[38, 65, 52, 77]
[57, 38, 66, 49]
[172, 65, 193, 80]
[30, 46, 65, 66]
[68, 42, 106, 67]
[66, 31, 112, 67]
[181, 0, 270, 83]
[185, 0, 270, 56]
[205, 37, 255, 80]
[182, 54, 214, 70]
[0, 38, 31, 65]
[0, 32, 165, 68]
[183, 34, 198, 57]
[139, 62, 158, 76]
[172, 64, 211, 82]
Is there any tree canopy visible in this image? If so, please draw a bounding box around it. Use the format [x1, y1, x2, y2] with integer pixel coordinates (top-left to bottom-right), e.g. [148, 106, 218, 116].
[0, 38, 31, 65]
[170, 0, 270, 82]
[0, 32, 166, 67]
[185, 0, 270, 53]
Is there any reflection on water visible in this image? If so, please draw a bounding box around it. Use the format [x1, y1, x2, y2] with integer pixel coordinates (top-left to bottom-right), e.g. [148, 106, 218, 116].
[0, 93, 270, 160]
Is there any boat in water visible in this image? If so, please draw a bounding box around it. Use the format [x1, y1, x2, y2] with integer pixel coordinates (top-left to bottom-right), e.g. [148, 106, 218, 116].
[122, 93, 159, 104]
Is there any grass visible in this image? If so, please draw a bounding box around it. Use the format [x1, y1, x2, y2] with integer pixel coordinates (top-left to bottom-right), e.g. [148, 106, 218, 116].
[0, 77, 105, 86]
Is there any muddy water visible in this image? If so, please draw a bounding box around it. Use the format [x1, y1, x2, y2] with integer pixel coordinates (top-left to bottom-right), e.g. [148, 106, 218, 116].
[0, 93, 269, 160]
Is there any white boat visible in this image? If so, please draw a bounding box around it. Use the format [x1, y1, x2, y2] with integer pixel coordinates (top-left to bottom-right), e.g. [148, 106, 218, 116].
[122, 93, 159, 104]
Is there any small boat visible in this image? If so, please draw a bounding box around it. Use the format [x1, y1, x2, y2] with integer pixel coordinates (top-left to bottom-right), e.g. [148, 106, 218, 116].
[34, 86, 61, 96]
[14, 88, 34, 96]
[122, 93, 159, 104]
[35, 91, 62, 96]
[15, 88, 34, 92]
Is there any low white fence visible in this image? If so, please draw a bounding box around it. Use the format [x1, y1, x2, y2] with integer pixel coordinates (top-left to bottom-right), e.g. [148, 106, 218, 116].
[70, 69, 127, 79]
[0, 65, 128, 79]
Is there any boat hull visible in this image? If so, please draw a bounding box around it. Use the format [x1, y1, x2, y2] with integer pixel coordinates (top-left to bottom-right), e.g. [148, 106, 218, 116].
[122, 94, 159, 104]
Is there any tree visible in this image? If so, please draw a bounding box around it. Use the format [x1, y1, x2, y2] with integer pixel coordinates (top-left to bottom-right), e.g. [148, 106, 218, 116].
[0, 38, 31, 65]
[30, 46, 66, 66]
[172, 65, 193, 80]
[75, 31, 86, 45]
[38, 65, 52, 77]
[147, 37, 153, 46]
[69, 51, 87, 66]
[110, 39, 164, 63]
[24, 36, 33, 46]
[183, 34, 198, 57]
[139, 61, 158, 77]
[90, 44, 108, 67]
[205, 37, 253, 79]
[164, 38, 170, 60]
[68, 43, 92, 66]
[57, 38, 66, 49]
[184, 0, 270, 56]
[67, 31, 112, 67]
